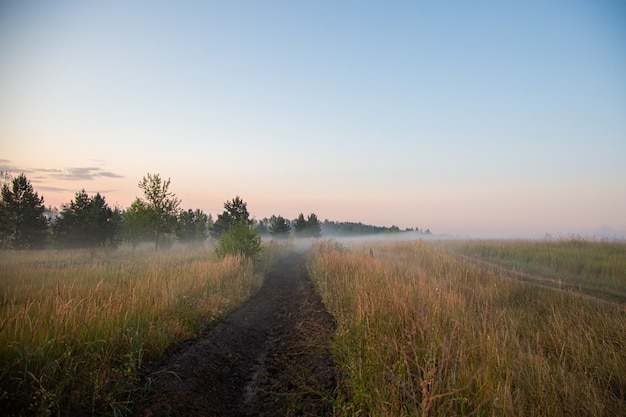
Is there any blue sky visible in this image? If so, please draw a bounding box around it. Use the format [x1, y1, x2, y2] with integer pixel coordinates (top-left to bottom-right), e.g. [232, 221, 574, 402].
[1, 1, 625, 237]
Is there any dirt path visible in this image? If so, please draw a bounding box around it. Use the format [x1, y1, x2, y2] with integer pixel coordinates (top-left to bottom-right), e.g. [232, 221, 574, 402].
[133, 251, 336, 417]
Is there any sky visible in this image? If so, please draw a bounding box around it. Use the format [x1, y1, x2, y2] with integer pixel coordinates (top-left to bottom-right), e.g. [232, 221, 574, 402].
[1, 1, 625, 238]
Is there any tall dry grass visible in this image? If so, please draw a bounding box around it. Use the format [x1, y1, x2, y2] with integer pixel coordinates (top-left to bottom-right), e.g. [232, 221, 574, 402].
[308, 240, 626, 416]
[0, 246, 269, 416]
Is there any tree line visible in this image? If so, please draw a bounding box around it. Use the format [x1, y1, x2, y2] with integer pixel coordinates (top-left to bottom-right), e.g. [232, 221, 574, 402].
[0, 172, 431, 255]
[0, 172, 323, 257]
[320, 220, 431, 236]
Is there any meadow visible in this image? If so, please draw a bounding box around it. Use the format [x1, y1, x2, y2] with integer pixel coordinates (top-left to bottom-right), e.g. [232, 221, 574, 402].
[0, 244, 282, 416]
[447, 238, 626, 304]
[3, 238, 624, 416]
[308, 239, 626, 416]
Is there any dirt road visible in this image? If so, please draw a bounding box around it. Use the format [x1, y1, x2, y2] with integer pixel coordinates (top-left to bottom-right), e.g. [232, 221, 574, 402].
[133, 251, 336, 417]
[455, 253, 626, 309]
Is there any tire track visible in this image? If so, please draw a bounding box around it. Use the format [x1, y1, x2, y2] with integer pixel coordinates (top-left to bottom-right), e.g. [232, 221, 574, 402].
[454, 253, 626, 310]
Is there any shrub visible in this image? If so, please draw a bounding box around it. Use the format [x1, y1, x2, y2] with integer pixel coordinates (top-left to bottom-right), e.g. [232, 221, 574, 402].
[216, 219, 261, 260]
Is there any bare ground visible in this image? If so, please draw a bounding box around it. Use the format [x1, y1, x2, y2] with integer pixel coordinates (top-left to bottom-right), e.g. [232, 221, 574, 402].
[132, 251, 336, 417]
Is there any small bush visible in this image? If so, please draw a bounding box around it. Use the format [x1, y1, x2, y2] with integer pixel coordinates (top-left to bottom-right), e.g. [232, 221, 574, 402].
[216, 220, 262, 260]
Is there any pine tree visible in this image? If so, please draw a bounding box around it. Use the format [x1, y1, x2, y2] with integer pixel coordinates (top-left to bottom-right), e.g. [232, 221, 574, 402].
[269, 215, 291, 239]
[293, 213, 307, 236]
[211, 196, 251, 238]
[52, 190, 119, 248]
[305, 213, 322, 239]
[176, 208, 211, 246]
[0, 174, 49, 249]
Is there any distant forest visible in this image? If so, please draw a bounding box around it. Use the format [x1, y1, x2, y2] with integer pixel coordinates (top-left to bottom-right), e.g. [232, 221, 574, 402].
[0, 171, 431, 251]
[320, 220, 431, 237]
[252, 217, 431, 238]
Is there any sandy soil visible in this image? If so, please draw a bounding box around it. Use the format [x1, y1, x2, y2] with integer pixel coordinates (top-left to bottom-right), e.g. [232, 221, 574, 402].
[132, 251, 336, 417]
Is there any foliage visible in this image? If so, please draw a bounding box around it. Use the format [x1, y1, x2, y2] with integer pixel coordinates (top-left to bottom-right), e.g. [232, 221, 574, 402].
[176, 209, 212, 246]
[52, 189, 120, 248]
[122, 199, 153, 248]
[0, 170, 12, 244]
[0, 173, 49, 249]
[292, 212, 322, 238]
[216, 219, 262, 259]
[137, 173, 181, 250]
[293, 213, 307, 235]
[254, 218, 270, 237]
[211, 196, 252, 239]
[305, 213, 322, 238]
[269, 215, 291, 239]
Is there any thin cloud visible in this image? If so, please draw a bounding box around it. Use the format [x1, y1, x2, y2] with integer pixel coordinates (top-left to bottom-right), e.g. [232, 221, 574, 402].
[98, 171, 124, 179]
[38, 168, 63, 174]
[1, 164, 124, 181]
[0, 162, 32, 175]
[51, 167, 100, 181]
[35, 185, 76, 193]
[47, 167, 124, 181]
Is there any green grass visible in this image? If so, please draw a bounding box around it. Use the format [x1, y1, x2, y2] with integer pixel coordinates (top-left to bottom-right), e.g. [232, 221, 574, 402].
[308, 239, 626, 416]
[447, 238, 626, 304]
[0, 244, 282, 416]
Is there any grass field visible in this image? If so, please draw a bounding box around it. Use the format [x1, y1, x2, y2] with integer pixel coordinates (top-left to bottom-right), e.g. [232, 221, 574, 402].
[447, 238, 626, 305]
[308, 239, 626, 416]
[3, 238, 624, 416]
[0, 244, 283, 416]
